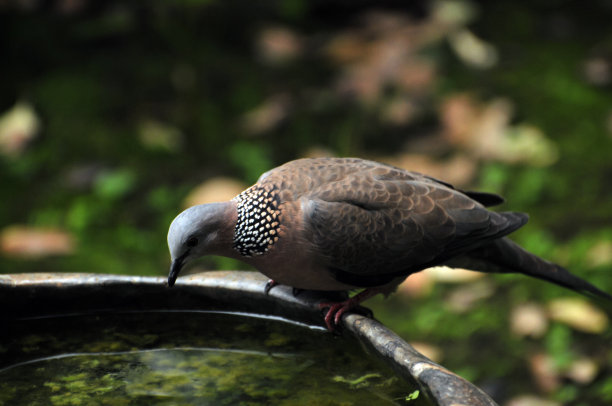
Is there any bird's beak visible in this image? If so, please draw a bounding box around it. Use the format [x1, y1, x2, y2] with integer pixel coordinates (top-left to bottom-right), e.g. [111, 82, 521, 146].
[167, 256, 184, 287]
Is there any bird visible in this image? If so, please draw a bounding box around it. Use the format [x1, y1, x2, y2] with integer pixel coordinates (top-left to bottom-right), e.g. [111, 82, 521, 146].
[167, 157, 611, 330]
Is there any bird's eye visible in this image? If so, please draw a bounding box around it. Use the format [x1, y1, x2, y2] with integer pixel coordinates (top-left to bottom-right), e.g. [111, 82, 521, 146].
[186, 237, 199, 247]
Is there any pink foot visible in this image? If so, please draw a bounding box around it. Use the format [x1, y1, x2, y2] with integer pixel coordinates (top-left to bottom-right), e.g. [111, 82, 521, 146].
[318, 288, 380, 331]
[264, 279, 278, 294]
[319, 301, 351, 331]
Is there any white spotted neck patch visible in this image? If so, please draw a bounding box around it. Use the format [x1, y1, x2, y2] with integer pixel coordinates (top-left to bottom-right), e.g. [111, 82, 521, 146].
[232, 185, 281, 257]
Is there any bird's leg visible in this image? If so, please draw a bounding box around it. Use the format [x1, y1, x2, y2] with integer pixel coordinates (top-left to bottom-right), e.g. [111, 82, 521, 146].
[264, 279, 278, 295]
[318, 288, 381, 331]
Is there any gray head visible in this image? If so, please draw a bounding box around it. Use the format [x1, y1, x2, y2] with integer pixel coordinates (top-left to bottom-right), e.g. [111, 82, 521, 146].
[167, 202, 234, 287]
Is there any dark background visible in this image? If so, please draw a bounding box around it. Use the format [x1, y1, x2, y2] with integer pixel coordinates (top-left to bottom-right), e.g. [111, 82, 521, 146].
[2, 0, 612, 404]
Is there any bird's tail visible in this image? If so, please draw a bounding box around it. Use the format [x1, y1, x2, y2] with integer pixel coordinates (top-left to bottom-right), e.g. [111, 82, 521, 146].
[449, 237, 612, 301]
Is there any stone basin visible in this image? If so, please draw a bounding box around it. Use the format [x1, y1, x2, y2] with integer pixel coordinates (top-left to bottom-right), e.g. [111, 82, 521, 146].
[0, 271, 498, 406]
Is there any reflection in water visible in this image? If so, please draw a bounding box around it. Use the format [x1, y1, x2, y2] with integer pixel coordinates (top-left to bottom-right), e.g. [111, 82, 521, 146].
[0, 311, 427, 405]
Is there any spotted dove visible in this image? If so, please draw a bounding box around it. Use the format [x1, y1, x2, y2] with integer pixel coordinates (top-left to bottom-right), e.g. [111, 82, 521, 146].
[167, 157, 611, 330]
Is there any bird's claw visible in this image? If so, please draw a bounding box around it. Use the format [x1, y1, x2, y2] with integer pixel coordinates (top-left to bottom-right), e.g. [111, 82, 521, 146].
[319, 302, 346, 332]
[318, 288, 378, 331]
[319, 300, 373, 332]
[264, 279, 278, 295]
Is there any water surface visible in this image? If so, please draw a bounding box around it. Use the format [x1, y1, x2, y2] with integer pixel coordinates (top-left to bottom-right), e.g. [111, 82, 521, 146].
[1, 311, 426, 405]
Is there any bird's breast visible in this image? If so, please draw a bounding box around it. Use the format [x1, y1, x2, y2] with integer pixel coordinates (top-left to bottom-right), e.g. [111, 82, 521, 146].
[232, 184, 282, 257]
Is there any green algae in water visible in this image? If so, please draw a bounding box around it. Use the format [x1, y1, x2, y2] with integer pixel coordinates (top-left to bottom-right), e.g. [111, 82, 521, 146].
[0, 312, 428, 405]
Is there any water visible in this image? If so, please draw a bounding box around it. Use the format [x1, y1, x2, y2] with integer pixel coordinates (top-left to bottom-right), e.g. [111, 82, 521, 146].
[0, 311, 427, 405]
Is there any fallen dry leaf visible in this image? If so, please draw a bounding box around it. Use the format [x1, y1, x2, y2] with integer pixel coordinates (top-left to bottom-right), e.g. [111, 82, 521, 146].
[380, 97, 419, 126]
[440, 93, 480, 146]
[585, 240, 612, 267]
[510, 303, 549, 338]
[395, 59, 436, 94]
[1, 226, 74, 258]
[430, 0, 476, 30]
[326, 12, 437, 104]
[462, 97, 514, 159]
[583, 57, 611, 86]
[444, 279, 495, 313]
[448, 28, 498, 69]
[138, 119, 183, 152]
[528, 353, 561, 393]
[0, 101, 40, 157]
[501, 124, 559, 166]
[425, 266, 484, 283]
[409, 341, 443, 363]
[440, 94, 558, 166]
[241, 94, 291, 135]
[397, 271, 434, 298]
[565, 357, 599, 384]
[505, 394, 561, 406]
[547, 297, 609, 334]
[183, 177, 247, 208]
[257, 26, 303, 65]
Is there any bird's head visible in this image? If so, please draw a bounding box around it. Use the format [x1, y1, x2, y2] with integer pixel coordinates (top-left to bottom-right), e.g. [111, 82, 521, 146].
[166, 202, 234, 287]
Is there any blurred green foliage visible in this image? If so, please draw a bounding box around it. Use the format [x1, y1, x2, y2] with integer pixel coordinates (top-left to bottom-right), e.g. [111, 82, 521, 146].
[2, 0, 612, 404]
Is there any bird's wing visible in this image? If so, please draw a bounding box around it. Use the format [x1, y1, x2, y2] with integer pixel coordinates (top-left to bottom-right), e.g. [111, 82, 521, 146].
[301, 170, 527, 287]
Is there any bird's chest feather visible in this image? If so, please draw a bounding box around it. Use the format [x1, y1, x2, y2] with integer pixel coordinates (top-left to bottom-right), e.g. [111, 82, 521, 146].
[232, 188, 352, 291]
[231, 185, 282, 257]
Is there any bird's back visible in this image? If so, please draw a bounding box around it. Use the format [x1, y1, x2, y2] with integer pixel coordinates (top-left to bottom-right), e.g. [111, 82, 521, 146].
[250, 158, 527, 287]
[257, 157, 435, 199]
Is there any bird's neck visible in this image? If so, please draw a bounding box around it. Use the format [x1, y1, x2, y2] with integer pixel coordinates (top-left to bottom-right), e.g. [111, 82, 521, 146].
[204, 201, 239, 257]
